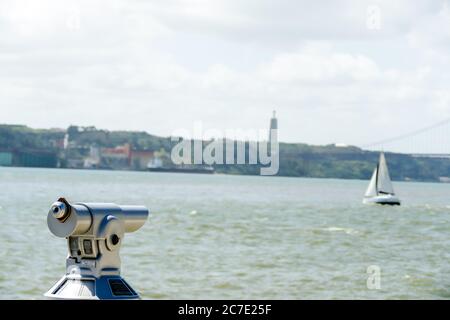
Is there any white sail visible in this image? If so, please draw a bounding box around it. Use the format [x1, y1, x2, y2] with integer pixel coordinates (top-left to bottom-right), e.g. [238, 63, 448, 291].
[377, 152, 395, 195]
[365, 167, 378, 197]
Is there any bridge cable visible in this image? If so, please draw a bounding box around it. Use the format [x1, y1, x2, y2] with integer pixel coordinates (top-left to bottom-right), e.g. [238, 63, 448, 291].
[361, 116, 450, 149]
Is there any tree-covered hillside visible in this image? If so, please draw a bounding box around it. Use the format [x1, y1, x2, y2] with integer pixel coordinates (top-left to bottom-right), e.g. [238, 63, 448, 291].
[2, 124, 450, 182]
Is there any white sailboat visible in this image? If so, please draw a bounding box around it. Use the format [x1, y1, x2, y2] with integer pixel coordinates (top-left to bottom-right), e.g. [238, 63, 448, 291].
[363, 152, 401, 205]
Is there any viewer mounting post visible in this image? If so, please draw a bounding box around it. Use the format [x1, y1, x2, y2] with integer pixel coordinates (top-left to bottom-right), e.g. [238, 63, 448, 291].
[45, 197, 149, 299]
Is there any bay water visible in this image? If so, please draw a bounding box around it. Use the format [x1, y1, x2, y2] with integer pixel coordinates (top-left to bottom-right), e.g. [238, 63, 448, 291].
[1, 167, 450, 299]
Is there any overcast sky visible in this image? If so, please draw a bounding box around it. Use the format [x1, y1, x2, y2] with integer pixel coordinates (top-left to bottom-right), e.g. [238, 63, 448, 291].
[1, 0, 449, 152]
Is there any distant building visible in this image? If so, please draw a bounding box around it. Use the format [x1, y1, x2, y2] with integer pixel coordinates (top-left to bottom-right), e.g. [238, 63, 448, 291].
[63, 133, 69, 149]
[130, 150, 154, 170]
[49, 138, 66, 149]
[83, 146, 101, 169]
[334, 143, 349, 148]
[98, 144, 155, 170]
[0, 152, 13, 166]
[100, 144, 131, 169]
[13, 150, 58, 168]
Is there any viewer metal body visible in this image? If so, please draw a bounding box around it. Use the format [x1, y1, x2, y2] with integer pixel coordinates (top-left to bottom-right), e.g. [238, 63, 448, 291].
[45, 198, 149, 299]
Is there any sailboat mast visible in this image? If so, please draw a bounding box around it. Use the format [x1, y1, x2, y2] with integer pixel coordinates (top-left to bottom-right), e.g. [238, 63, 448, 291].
[375, 163, 379, 196]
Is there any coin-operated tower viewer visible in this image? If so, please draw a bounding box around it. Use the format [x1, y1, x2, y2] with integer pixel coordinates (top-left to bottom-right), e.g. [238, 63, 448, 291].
[45, 198, 149, 299]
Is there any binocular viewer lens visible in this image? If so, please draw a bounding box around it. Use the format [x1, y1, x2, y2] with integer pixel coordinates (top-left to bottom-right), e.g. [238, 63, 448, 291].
[45, 198, 149, 300]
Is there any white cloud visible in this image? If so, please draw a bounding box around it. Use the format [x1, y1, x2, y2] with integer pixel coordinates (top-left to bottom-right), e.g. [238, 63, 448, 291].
[260, 43, 381, 83]
[0, 0, 449, 153]
[407, 2, 450, 61]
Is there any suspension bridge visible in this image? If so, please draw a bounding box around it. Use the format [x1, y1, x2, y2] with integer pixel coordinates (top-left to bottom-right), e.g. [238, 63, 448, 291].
[359, 117, 450, 158]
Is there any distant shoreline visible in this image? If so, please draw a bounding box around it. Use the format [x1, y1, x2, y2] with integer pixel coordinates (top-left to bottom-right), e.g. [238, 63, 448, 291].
[1, 164, 449, 185]
[2, 124, 450, 183]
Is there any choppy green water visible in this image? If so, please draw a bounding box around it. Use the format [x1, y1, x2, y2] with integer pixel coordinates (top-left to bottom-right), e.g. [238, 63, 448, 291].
[1, 167, 450, 299]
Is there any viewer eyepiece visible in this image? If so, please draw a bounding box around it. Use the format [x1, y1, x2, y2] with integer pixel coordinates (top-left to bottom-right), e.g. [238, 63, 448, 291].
[50, 201, 68, 220]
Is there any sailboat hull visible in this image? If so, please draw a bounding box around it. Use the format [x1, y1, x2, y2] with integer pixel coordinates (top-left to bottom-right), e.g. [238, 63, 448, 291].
[363, 194, 401, 206]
